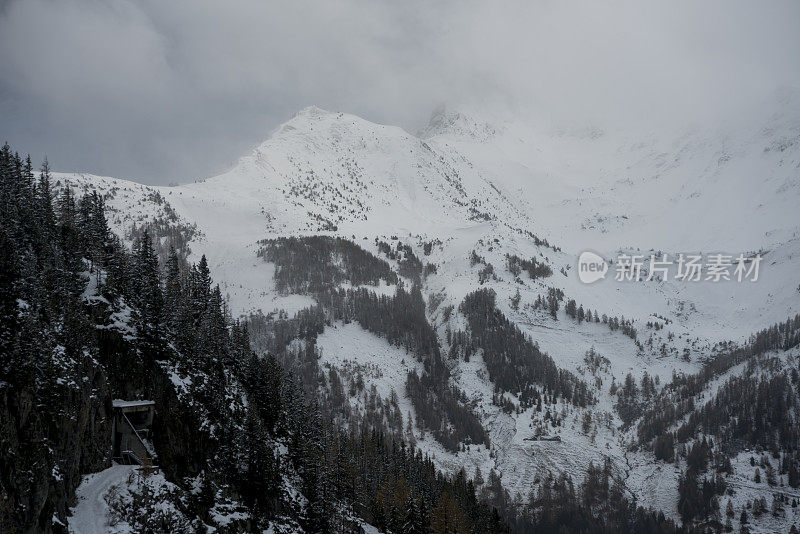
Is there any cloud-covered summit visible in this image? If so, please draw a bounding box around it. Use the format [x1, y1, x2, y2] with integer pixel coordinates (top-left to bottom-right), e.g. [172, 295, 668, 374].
[1, 0, 798, 184]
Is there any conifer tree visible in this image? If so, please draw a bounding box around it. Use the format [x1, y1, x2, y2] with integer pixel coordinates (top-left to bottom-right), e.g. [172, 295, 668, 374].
[134, 230, 165, 363]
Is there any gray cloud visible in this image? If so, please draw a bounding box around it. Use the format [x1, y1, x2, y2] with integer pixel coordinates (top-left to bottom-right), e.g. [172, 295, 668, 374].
[1, 0, 798, 184]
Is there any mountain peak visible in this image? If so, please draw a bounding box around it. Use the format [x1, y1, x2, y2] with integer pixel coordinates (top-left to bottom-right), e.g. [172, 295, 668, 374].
[295, 105, 333, 118]
[419, 104, 499, 141]
[271, 105, 336, 135]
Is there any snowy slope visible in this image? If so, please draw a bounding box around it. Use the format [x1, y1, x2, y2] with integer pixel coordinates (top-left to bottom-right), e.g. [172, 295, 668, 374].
[55, 94, 800, 528]
[69, 465, 137, 534]
[54, 94, 800, 340]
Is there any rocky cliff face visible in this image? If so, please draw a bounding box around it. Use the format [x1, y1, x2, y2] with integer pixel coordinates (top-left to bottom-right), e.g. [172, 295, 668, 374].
[0, 320, 220, 532]
[0, 361, 111, 533]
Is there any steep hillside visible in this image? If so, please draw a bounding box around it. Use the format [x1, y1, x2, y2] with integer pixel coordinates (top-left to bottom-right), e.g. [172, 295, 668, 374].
[49, 98, 800, 532]
[2, 148, 512, 533]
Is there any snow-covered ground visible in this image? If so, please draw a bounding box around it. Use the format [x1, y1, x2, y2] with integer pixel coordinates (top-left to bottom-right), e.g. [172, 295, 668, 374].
[69, 465, 137, 534]
[54, 93, 800, 341]
[56, 94, 800, 529]
[316, 320, 423, 418]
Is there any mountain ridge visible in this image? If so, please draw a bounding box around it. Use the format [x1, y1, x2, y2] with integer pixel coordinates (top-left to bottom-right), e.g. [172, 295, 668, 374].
[47, 103, 800, 530]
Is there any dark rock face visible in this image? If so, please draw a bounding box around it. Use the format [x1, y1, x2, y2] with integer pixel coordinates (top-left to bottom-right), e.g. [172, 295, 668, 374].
[149, 367, 211, 482]
[0, 359, 112, 533]
[0, 332, 214, 533]
[0, 336, 205, 519]
[0, 385, 50, 533]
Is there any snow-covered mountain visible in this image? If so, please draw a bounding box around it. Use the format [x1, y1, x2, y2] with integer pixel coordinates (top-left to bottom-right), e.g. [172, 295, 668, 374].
[58, 97, 800, 341]
[57, 94, 800, 531]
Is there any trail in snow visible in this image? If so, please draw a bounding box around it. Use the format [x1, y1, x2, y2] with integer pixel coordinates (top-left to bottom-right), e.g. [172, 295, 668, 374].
[69, 465, 136, 534]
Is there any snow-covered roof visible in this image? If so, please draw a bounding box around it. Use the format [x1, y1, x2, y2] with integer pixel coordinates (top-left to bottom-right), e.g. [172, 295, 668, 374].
[112, 399, 155, 408]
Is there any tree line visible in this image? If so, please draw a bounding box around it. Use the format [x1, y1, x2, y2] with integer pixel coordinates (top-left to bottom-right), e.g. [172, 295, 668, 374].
[0, 144, 505, 533]
[457, 289, 592, 409]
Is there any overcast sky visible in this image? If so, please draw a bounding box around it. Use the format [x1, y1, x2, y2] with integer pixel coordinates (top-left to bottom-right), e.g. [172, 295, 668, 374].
[1, 0, 799, 185]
